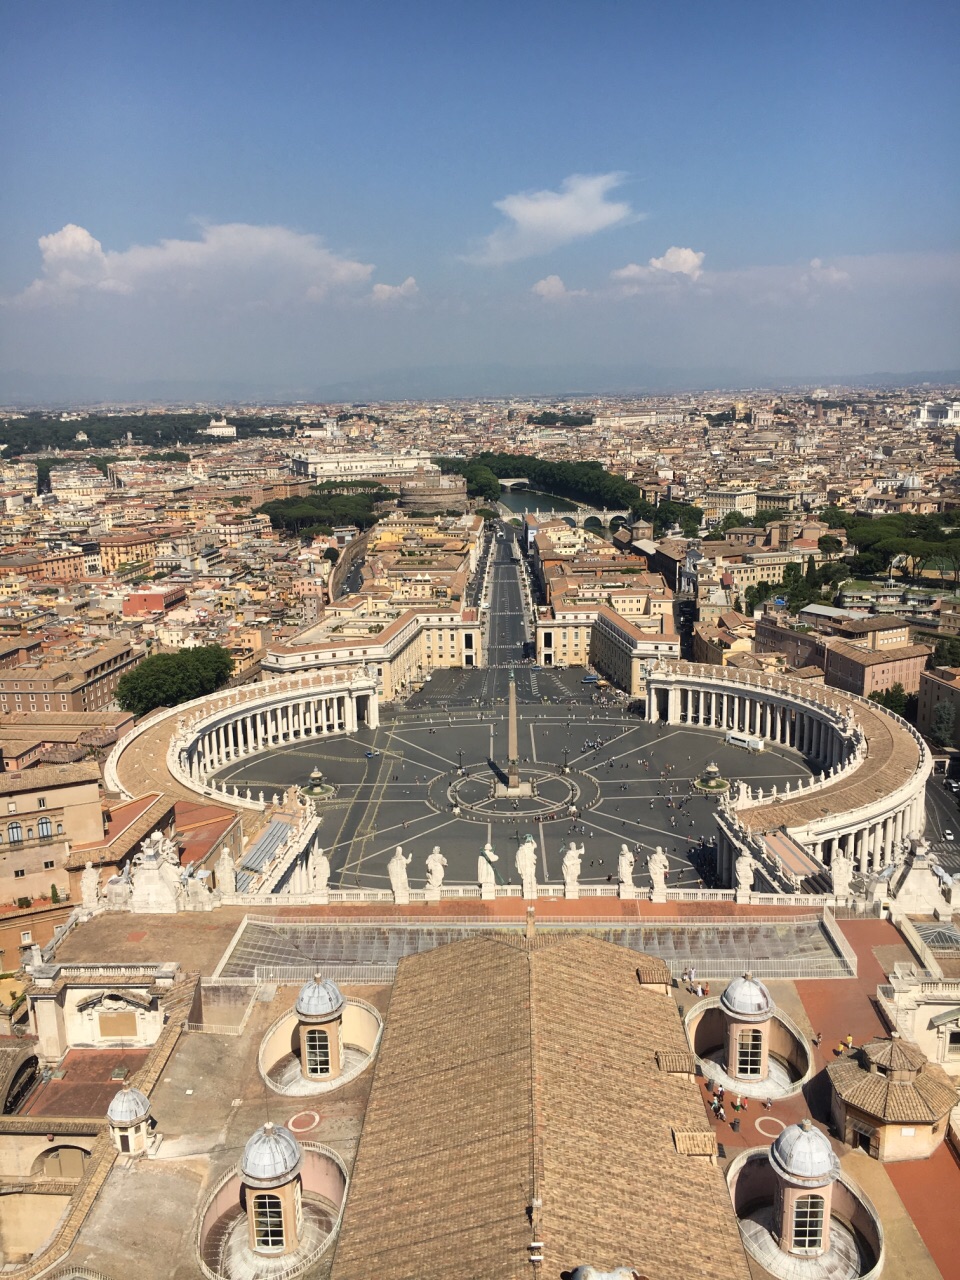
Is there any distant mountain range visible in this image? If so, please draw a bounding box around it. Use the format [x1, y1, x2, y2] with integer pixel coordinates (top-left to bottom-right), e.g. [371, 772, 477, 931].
[1, 364, 958, 408]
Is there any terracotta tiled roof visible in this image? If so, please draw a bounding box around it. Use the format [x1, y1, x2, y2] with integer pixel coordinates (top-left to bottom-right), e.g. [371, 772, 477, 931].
[827, 1055, 957, 1124]
[331, 933, 751, 1280]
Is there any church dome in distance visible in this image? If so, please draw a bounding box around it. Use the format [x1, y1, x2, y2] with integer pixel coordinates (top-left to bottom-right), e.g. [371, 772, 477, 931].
[769, 1118, 840, 1188]
[720, 971, 775, 1021]
[106, 1082, 151, 1126]
[295, 973, 345, 1021]
[241, 1122, 302, 1187]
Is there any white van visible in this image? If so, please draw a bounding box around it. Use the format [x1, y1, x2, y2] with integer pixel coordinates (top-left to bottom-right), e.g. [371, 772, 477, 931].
[725, 730, 764, 753]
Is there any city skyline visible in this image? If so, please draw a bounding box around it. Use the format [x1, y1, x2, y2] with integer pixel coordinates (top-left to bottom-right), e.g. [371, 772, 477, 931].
[2, 0, 959, 399]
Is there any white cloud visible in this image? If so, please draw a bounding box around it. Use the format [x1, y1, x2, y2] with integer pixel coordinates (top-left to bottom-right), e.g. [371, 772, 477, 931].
[467, 173, 636, 265]
[648, 246, 705, 278]
[611, 245, 705, 293]
[531, 274, 586, 301]
[11, 221, 376, 306]
[370, 276, 418, 303]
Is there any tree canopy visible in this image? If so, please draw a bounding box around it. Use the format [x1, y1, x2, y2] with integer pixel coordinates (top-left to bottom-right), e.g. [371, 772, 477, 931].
[256, 487, 385, 536]
[526, 411, 594, 427]
[116, 645, 234, 718]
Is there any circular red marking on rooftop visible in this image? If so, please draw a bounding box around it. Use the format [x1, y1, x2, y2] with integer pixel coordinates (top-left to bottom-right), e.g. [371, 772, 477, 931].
[754, 1116, 786, 1138]
[288, 1110, 320, 1133]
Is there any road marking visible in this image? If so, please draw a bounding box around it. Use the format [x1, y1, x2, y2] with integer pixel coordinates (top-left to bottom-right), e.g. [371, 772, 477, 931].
[529, 723, 538, 763]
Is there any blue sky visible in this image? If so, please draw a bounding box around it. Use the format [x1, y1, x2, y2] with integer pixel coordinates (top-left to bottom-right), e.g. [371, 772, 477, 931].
[2, 0, 958, 399]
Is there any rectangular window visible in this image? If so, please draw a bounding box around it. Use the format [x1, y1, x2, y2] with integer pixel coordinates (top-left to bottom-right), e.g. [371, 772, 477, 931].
[43, 859, 55, 869]
[792, 1194, 824, 1253]
[14, 869, 25, 879]
[737, 1028, 763, 1077]
[37, 797, 46, 809]
[20, 930, 31, 943]
[253, 1194, 285, 1252]
[304, 1026, 331, 1076]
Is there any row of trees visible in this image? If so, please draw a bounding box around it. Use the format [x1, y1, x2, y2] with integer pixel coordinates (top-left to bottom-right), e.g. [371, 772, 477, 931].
[116, 645, 234, 718]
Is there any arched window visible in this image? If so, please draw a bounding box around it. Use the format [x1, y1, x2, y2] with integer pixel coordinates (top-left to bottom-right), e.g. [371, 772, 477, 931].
[56, 823, 63, 835]
[38, 817, 52, 840]
[304, 1027, 330, 1076]
[252, 1192, 285, 1253]
[737, 1028, 763, 1077]
[792, 1194, 825, 1253]
[8, 822, 22, 845]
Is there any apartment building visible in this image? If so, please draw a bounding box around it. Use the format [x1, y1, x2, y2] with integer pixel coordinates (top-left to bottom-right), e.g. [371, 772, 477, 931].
[0, 762, 103, 903]
[917, 666, 960, 750]
[0, 638, 144, 714]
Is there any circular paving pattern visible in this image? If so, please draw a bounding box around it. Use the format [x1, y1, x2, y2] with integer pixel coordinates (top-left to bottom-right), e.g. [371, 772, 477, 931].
[287, 1109, 321, 1133]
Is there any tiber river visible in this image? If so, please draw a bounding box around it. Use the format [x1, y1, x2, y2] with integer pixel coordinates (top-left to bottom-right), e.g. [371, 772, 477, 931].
[497, 489, 578, 516]
[497, 488, 615, 541]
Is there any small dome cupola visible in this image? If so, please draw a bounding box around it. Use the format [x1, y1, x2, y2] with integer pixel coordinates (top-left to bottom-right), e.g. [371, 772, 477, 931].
[721, 971, 775, 1022]
[295, 973, 345, 1023]
[241, 1121, 303, 1189]
[106, 1081, 152, 1154]
[770, 1118, 840, 1189]
[107, 1081, 151, 1125]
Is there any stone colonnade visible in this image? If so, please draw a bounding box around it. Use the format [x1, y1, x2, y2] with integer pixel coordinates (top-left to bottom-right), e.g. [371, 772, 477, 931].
[647, 680, 849, 769]
[186, 688, 377, 785]
[647, 665, 930, 879]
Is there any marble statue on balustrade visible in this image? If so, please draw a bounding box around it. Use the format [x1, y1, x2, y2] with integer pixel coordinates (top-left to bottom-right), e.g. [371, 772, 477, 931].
[309, 845, 330, 900]
[478, 842, 499, 900]
[216, 846, 237, 895]
[104, 860, 133, 911]
[647, 846, 669, 903]
[515, 834, 539, 900]
[425, 846, 447, 900]
[129, 831, 184, 914]
[81, 860, 101, 914]
[618, 844, 636, 899]
[388, 845, 413, 904]
[561, 841, 583, 899]
[735, 850, 755, 902]
[830, 845, 854, 903]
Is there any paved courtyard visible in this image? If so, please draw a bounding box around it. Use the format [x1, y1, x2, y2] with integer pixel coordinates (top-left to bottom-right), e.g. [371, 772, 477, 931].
[214, 666, 813, 894]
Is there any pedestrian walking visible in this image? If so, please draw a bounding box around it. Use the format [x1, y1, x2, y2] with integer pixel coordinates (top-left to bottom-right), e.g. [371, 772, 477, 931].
[682, 968, 690, 987]
[845, 1032, 854, 1051]
[813, 1032, 822, 1048]
[717, 1105, 726, 1123]
[696, 983, 704, 999]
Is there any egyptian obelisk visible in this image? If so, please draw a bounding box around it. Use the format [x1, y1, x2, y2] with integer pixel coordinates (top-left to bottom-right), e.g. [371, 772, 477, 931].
[507, 668, 520, 790]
